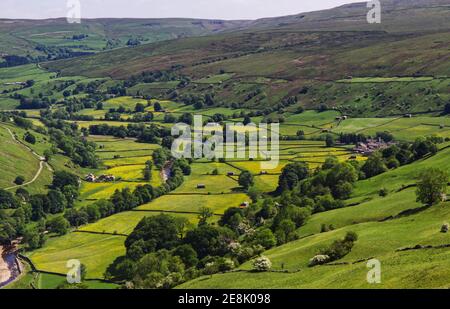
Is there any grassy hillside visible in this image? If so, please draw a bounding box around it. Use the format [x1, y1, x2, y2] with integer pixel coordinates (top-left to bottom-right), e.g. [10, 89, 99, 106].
[179, 149, 450, 289]
[0, 18, 250, 58]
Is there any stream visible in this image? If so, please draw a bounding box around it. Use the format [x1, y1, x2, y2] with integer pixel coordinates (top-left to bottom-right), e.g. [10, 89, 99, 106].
[161, 161, 173, 182]
[0, 246, 21, 288]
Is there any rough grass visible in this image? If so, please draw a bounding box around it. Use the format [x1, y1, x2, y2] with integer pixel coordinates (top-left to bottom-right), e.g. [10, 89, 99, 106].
[193, 73, 234, 84]
[179, 201, 450, 289]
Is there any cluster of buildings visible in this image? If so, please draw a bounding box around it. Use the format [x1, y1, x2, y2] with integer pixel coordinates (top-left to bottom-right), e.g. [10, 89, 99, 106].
[354, 138, 396, 156]
[85, 173, 116, 183]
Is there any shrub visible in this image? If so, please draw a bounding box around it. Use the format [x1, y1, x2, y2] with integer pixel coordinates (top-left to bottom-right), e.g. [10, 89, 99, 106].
[344, 231, 358, 242]
[441, 223, 449, 233]
[47, 216, 70, 236]
[319, 232, 358, 263]
[238, 171, 254, 190]
[379, 188, 389, 197]
[252, 256, 272, 272]
[250, 228, 277, 249]
[416, 168, 448, 205]
[309, 255, 330, 267]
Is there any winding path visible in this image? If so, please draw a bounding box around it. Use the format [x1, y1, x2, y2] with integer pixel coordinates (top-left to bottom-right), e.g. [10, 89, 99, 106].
[1, 125, 53, 191]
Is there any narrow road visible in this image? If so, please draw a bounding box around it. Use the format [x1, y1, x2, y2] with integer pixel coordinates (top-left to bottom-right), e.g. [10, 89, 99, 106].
[1, 125, 52, 190]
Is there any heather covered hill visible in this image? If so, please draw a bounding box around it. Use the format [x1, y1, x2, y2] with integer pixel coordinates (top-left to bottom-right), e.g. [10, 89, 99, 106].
[245, 0, 450, 33]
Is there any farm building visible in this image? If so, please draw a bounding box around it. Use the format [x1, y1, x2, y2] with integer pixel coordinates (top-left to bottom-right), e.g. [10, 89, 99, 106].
[85, 173, 96, 182]
[335, 115, 349, 121]
[98, 174, 116, 182]
[240, 202, 250, 209]
[354, 138, 396, 156]
[84, 174, 116, 183]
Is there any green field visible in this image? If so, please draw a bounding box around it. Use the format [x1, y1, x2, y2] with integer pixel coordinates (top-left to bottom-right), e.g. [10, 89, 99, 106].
[77, 211, 199, 235]
[27, 233, 126, 279]
[136, 193, 249, 215]
[334, 117, 450, 141]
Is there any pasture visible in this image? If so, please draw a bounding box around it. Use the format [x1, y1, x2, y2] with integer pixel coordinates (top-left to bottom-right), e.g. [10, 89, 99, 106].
[27, 233, 126, 279]
[334, 116, 450, 141]
[0, 126, 40, 189]
[77, 211, 199, 235]
[181, 199, 450, 289]
[136, 193, 249, 215]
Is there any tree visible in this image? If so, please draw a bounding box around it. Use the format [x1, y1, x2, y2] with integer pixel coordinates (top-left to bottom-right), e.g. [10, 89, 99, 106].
[184, 225, 235, 259]
[198, 207, 214, 226]
[152, 148, 170, 169]
[85, 204, 101, 222]
[296, 130, 305, 139]
[243, 116, 252, 125]
[0, 189, 20, 209]
[52, 171, 79, 189]
[251, 228, 276, 249]
[14, 176, 25, 185]
[64, 208, 88, 227]
[238, 171, 254, 190]
[105, 256, 137, 281]
[133, 250, 185, 289]
[376, 131, 394, 143]
[325, 134, 335, 147]
[443, 103, 450, 115]
[361, 152, 387, 178]
[248, 186, 261, 203]
[43, 149, 53, 161]
[143, 160, 153, 181]
[416, 168, 448, 205]
[275, 219, 296, 245]
[412, 137, 438, 159]
[277, 162, 309, 192]
[23, 226, 46, 250]
[178, 113, 193, 125]
[173, 244, 198, 268]
[62, 185, 79, 208]
[135, 103, 145, 113]
[46, 190, 67, 214]
[24, 132, 36, 144]
[125, 214, 180, 255]
[153, 101, 162, 112]
[47, 216, 70, 235]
